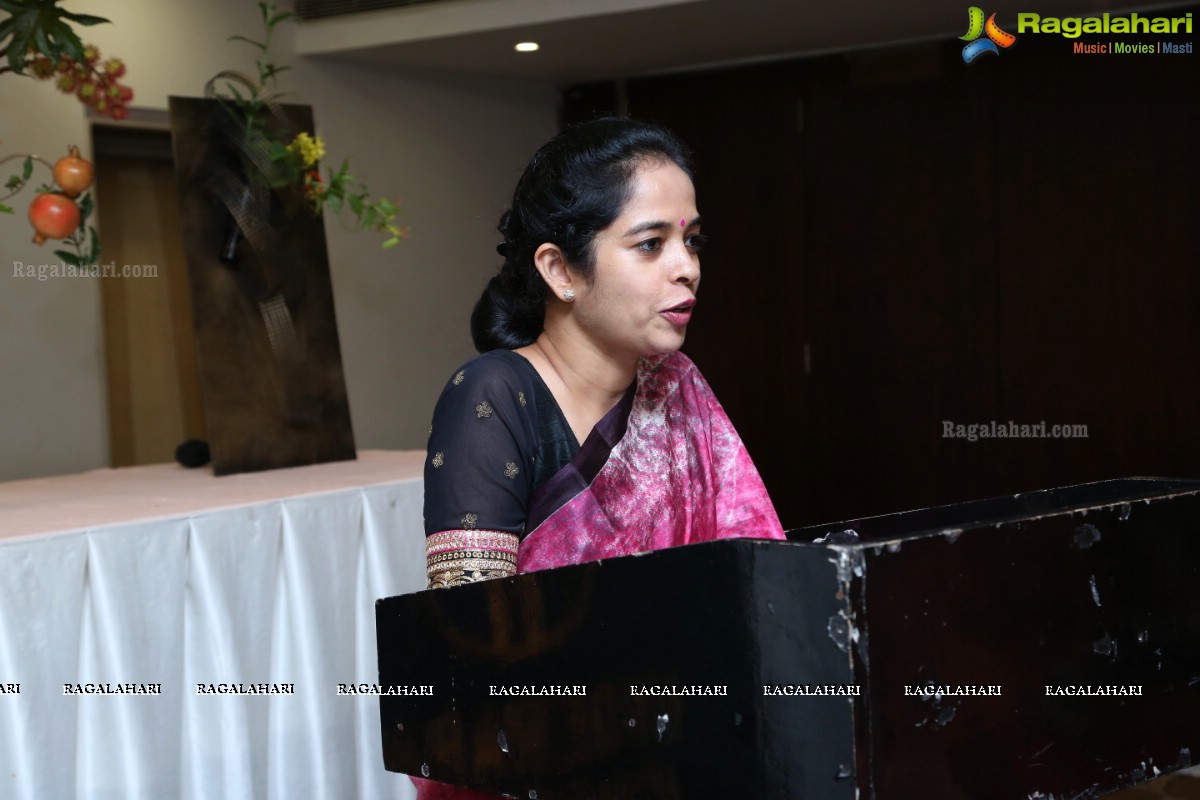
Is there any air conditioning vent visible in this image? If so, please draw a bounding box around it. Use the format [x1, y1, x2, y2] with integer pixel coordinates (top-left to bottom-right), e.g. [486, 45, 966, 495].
[295, 0, 449, 20]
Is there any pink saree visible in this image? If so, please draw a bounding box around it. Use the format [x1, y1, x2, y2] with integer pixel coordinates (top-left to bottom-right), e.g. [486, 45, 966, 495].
[519, 350, 785, 570]
[413, 350, 785, 799]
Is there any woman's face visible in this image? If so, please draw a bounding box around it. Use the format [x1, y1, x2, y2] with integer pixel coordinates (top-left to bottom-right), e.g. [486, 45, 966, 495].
[570, 160, 703, 360]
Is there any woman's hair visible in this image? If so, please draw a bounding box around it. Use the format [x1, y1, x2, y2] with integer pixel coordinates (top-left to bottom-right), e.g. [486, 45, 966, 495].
[470, 116, 694, 352]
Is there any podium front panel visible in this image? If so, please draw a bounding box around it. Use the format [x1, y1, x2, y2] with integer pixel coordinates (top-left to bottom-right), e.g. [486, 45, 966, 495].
[377, 477, 1200, 799]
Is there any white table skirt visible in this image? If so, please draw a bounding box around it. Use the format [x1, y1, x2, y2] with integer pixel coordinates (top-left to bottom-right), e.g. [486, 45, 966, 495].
[0, 451, 427, 800]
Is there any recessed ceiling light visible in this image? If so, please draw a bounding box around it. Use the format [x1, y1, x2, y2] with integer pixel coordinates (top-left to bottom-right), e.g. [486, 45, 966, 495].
[514, 42, 539, 53]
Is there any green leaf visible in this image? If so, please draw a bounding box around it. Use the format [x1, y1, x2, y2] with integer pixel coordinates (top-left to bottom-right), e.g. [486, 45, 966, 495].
[0, 203, 13, 215]
[378, 197, 396, 214]
[326, 195, 342, 215]
[55, 250, 82, 267]
[33, 24, 54, 63]
[0, 0, 27, 14]
[57, 11, 112, 27]
[78, 192, 93, 225]
[5, 175, 22, 190]
[228, 34, 267, 50]
[88, 226, 101, 262]
[42, 18, 84, 62]
[6, 12, 36, 72]
[348, 194, 363, 217]
[382, 236, 400, 249]
[269, 11, 297, 28]
[22, 156, 32, 182]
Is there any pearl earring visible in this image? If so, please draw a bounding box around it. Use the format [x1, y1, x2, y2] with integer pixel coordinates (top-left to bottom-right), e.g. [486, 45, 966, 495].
[563, 289, 575, 301]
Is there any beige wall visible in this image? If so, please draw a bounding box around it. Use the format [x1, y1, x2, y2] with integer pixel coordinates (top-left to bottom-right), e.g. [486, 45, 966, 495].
[0, 0, 556, 481]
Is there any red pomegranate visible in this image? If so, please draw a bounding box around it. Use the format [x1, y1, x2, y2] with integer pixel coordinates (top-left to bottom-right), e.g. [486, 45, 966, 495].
[28, 193, 81, 244]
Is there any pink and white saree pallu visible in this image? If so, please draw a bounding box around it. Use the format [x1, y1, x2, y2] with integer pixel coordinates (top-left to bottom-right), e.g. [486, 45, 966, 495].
[519, 351, 785, 572]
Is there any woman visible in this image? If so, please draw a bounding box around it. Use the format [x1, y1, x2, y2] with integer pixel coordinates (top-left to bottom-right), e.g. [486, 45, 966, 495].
[416, 116, 785, 798]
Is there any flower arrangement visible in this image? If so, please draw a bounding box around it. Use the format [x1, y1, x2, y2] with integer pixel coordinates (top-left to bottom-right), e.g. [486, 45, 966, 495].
[0, 1, 134, 119]
[0, 0, 123, 264]
[212, 2, 407, 248]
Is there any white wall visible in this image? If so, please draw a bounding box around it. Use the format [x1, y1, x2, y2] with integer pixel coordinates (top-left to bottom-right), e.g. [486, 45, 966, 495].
[0, 0, 557, 481]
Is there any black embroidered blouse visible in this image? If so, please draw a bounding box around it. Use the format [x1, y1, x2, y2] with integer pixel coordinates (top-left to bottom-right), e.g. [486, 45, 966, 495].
[422, 350, 577, 587]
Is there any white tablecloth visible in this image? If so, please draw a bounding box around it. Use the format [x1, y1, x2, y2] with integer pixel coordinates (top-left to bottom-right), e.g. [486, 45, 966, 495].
[0, 451, 427, 800]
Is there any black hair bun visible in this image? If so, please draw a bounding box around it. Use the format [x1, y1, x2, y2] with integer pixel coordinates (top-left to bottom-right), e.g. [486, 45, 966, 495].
[471, 273, 542, 352]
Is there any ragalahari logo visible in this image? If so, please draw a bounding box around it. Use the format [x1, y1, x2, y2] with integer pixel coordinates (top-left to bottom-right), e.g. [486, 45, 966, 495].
[960, 7, 1017, 62]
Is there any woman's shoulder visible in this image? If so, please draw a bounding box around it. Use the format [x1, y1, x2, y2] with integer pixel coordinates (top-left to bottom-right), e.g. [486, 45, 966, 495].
[637, 350, 723, 409]
[432, 350, 541, 418]
[642, 350, 702, 381]
[439, 349, 538, 392]
[663, 350, 697, 372]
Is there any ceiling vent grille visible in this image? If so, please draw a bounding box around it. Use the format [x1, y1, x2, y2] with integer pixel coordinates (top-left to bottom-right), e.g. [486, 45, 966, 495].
[295, 0, 450, 20]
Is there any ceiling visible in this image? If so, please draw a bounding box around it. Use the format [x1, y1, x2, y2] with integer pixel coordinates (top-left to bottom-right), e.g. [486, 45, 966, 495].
[294, 0, 1194, 85]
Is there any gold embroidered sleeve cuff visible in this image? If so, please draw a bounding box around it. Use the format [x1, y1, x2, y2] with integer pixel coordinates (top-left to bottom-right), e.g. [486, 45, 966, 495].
[426, 529, 519, 589]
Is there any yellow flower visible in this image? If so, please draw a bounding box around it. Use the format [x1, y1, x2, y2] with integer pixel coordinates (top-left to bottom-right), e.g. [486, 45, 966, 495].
[286, 132, 325, 168]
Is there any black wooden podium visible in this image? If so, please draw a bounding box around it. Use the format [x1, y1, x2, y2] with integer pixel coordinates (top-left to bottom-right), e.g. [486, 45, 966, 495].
[376, 478, 1200, 799]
